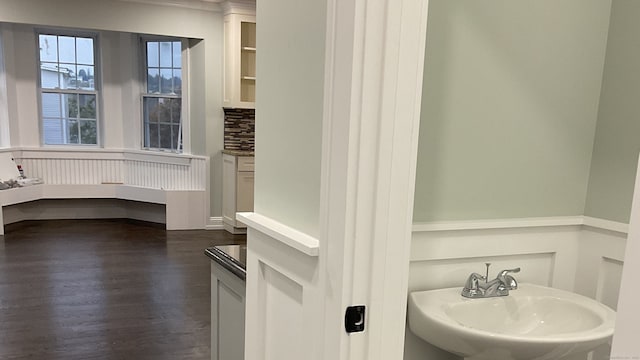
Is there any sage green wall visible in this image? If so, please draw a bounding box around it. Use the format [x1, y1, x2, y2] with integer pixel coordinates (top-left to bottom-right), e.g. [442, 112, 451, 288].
[584, 0, 640, 223]
[254, 0, 326, 237]
[413, 0, 612, 222]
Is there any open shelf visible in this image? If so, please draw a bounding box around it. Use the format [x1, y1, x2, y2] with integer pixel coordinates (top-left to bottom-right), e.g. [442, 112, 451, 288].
[223, 13, 256, 108]
[240, 21, 256, 104]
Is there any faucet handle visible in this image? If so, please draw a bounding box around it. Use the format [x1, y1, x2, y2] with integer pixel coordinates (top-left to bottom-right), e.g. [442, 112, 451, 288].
[463, 273, 486, 289]
[462, 273, 486, 298]
[500, 267, 520, 275]
[497, 268, 520, 290]
[503, 275, 518, 290]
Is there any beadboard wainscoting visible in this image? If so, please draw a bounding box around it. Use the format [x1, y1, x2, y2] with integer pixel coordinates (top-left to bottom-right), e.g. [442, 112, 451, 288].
[14, 149, 207, 190]
[404, 216, 628, 360]
[0, 148, 209, 232]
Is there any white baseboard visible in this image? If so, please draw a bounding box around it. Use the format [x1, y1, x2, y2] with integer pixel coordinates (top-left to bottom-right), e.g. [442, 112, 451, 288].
[206, 216, 224, 230]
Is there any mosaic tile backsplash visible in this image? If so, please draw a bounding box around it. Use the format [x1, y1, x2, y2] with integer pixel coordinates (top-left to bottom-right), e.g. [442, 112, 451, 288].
[224, 108, 255, 151]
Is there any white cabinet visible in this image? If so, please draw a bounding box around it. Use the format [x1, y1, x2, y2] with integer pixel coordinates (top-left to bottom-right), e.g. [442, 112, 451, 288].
[223, 153, 254, 233]
[207, 246, 246, 360]
[223, 3, 256, 109]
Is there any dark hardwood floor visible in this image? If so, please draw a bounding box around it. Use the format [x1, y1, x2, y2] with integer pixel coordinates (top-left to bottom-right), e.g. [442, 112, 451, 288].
[0, 219, 246, 360]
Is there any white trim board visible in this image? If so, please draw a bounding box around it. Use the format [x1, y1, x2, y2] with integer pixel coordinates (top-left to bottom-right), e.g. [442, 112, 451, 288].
[236, 212, 319, 256]
[582, 216, 629, 234]
[413, 216, 629, 234]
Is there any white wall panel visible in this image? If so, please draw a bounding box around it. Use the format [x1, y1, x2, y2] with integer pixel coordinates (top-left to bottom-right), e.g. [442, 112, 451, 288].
[409, 252, 555, 293]
[20, 158, 124, 184]
[259, 262, 304, 360]
[244, 227, 321, 360]
[409, 224, 582, 292]
[14, 149, 207, 190]
[596, 258, 624, 311]
[573, 227, 627, 300]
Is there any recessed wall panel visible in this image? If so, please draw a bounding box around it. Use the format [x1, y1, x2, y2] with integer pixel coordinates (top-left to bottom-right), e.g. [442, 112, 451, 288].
[258, 262, 304, 360]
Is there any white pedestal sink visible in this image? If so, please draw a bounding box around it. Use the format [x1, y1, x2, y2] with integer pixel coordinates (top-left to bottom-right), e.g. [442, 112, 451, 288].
[408, 284, 616, 360]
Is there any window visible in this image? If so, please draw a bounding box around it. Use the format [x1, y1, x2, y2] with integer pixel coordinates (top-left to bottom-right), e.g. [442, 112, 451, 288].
[38, 32, 98, 145]
[143, 40, 183, 152]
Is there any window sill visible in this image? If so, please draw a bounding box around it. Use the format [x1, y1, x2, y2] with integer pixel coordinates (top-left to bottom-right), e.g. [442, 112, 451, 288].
[9, 147, 206, 166]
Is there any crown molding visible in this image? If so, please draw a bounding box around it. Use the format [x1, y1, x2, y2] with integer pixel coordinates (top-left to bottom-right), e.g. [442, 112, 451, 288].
[222, 0, 256, 16]
[116, 0, 223, 12]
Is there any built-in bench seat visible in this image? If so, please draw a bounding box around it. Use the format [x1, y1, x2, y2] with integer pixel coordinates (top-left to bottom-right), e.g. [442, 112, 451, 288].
[0, 184, 207, 235]
[0, 148, 210, 235]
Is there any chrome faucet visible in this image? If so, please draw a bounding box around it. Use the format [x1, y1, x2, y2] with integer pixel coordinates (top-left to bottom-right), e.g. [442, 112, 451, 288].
[461, 263, 520, 298]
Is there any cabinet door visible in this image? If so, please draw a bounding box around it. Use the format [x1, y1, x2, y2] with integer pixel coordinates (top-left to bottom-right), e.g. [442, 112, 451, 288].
[236, 171, 254, 212]
[211, 263, 246, 360]
[222, 155, 237, 225]
[223, 13, 256, 108]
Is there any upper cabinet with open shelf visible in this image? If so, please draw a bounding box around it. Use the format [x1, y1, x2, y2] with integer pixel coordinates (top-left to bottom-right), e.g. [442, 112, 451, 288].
[223, 2, 256, 109]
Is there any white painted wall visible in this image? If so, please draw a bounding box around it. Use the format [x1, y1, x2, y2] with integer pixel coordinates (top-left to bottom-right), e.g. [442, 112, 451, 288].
[0, 27, 9, 147]
[4, 24, 40, 147]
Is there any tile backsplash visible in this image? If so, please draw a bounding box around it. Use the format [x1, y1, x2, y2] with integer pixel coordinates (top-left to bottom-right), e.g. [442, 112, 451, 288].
[224, 108, 255, 151]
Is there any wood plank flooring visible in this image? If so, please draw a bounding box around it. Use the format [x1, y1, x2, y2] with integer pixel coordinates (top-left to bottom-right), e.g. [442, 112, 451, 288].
[0, 219, 246, 360]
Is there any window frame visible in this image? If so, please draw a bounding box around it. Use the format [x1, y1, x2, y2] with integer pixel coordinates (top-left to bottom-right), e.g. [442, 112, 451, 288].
[140, 37, 188, 154]
[35, 28, 101, 147]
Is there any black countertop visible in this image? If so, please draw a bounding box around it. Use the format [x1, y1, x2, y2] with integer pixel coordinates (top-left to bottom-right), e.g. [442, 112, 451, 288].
[205, 245, 247, 280]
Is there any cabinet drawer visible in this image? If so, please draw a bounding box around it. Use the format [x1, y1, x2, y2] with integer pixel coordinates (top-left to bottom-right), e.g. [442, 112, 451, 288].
[237, 157, 255, 172]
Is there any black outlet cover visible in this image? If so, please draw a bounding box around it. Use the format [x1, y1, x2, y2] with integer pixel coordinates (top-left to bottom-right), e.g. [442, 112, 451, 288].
[345, 305, 366, 333]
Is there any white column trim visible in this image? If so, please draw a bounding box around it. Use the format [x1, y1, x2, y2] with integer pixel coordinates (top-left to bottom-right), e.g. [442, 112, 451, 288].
[612, 155, 640, 357]
[319, 0, 430, 358]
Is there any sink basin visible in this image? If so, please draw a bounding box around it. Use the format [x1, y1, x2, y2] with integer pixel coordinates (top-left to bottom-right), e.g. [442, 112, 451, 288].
[408, 284, 615, 360]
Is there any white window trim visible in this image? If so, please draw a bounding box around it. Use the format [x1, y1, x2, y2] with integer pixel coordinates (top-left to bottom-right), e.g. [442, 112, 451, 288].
[140, 37, 189, 154]
[35, 29, 101, 147]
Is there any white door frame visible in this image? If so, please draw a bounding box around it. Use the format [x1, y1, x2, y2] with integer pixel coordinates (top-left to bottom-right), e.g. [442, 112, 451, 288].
[318, 0, 429, 359]
[611, 155, 640, 358]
